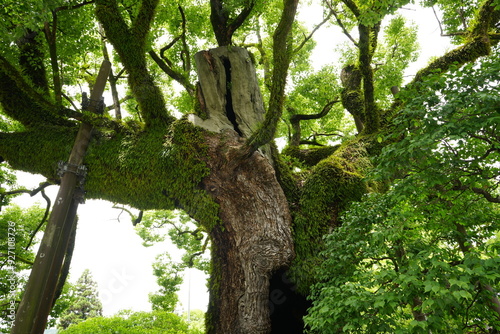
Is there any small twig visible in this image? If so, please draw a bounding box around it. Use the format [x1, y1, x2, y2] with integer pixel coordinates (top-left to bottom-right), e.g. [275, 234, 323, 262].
[432, 6, 444, 35]
[187, 236, 209, 267]
[55, 0, 95, 12]
[431, 6, 464, 37]
[294, 10, 334, 54]
[61, 93, 80, 111]
[330, 8, 359, 47]
[25, 188, 51, 250]
[0, 253, 34, 266]
[112, 204, 141, 224]
[4, 181, 52, 197]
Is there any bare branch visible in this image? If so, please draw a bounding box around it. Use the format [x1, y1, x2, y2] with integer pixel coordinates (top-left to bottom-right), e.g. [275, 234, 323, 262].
[25, 188, 51, 250]
[452, 180, 500, 204]
[187, 236, 209, 268]
[294, 10, 334, 54]
[329, 6, 358, 47]
[289, 100, 340, 146]
[4, 181, 53, 197]
[148, 50, 195, 96]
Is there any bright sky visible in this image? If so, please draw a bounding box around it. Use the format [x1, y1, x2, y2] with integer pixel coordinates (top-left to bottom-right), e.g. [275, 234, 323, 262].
[10, 0, 452, 326]
[13, 172, 209, 318]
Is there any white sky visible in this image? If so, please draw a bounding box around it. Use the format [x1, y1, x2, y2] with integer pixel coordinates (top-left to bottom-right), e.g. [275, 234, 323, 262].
[9, 0, 452, 326]
[13, 172, 209, 318]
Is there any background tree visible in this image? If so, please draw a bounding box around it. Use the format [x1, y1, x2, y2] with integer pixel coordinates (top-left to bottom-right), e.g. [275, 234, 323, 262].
[1, 0, 499, 333]
[184, 309, 206, 334]
[134, 209, 209, 312]
[58, 269, 103, 329]
[58, 309, 190, 334]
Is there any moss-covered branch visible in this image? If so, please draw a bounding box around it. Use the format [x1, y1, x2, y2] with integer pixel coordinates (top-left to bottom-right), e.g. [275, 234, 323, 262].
[386, 0, 499, 120]
[0, 120, 218, 225]
[0, 56, 71, 127]
[289, 138, 372, 293]
[410, 0, 499, 88]
[358, 23, 381, 134]
[16, 30, 49, 93]
[243, 0, 299, 156]
[43, 11, 62, 106]
[95, 0, 173, 127]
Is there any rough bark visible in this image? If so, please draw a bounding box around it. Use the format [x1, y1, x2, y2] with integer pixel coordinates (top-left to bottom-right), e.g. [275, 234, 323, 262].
[203, 130, 294, 333]
[190, 46, 294, 333]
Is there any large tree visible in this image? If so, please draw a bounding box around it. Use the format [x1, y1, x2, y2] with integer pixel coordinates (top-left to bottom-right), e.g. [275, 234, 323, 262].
[1, 0, 499, 333]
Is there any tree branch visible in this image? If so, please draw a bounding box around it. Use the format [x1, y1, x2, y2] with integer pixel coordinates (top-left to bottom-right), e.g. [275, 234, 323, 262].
[294, 10, 333, 54]
[210, 0, 255, 46]
[0, 55, 71, 127]
[451, 180, 500, 203]
[25, 189, 51, 250]
[99, 23, 122, 119]
[96, 0, 173, 127]
[131, 0, 160, 43]
[55, 0, 95, 12]
[289, 101, 339, 147]
[412, 0, 499, 85]
[341, 0, 361, 18]
[3, 181, 53, 198]
[0, 253, 34, 266]
[327, 4, 358, 47]
[242, 0, 299, 156]
[358, 22, 381, 134]
[148, 6, 194, 96]
[149, 50, 195, 96]
[187, 236, 209, 268]
[44, 11, 63, 106]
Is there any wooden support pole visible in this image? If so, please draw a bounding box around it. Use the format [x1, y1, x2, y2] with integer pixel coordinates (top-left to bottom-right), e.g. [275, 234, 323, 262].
[11, 60, 111, 334]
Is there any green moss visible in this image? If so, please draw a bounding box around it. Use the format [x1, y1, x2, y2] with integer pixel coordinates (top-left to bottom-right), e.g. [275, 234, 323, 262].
[0, 125, 77, 178]
[85, 118, 219, 228]
[205, 227, 223, 334]
[282, 145, 340, 167]
[271, 146, 301, 205]
[289, 139, 371, 293]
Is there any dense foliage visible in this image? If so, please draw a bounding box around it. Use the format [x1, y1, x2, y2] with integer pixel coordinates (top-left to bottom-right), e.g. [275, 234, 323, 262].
[305, 47, 500, 333]
[58, 310, 190, 334]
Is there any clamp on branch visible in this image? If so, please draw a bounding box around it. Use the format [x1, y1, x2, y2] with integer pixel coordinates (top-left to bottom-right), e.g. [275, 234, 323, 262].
[57, 161, 88, 204]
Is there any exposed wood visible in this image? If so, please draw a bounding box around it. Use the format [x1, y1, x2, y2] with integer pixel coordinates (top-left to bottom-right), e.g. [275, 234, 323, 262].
[191, 47, 266, 140]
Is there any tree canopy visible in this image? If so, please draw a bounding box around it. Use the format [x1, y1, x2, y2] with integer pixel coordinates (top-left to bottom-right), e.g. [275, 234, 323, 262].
[1, 0, 499, 332]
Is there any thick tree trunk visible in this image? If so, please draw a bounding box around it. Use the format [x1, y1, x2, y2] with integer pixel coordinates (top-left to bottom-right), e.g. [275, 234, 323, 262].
[203, 130, 294, 333]
[190, 46, 294, 333]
